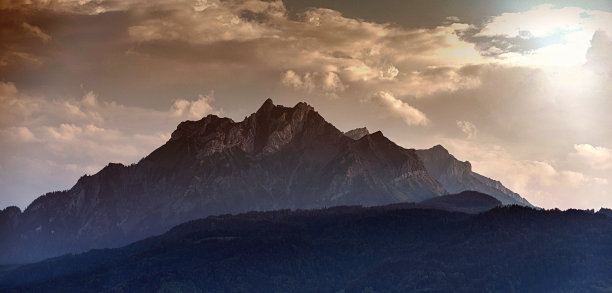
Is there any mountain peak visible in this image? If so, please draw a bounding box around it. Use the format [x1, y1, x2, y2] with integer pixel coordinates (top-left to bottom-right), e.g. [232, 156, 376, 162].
[166, 99, 325, 158]
[344, 127, 370, 140]
[293, 101, 314, 113]
[430, 144, 449, 154]
[369, 130, 385, 139]
[256, 98, 276, 114]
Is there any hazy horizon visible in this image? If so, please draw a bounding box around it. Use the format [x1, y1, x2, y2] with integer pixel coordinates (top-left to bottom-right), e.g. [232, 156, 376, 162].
[1, 0, 611, 210]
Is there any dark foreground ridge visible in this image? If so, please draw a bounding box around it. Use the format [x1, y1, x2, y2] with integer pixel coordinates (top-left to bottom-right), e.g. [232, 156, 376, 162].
[0, 99, 530, 264]
[1, 204, 611, 292]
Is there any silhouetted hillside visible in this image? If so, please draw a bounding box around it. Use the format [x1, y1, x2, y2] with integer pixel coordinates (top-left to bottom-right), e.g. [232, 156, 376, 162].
[1, 204, 611, 292]
[418, 190, 501, 213]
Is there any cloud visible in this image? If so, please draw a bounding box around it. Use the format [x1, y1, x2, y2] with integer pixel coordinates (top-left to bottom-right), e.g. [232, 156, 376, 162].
[1, 0, 131, 14]
[0, 51, 42, 67]
[469, 5, 612, 67]
[0, 82, 220, 208]
[399, 65, 482, 97]
[456, 120, 477, 138]
[281, 70, 346, 96]
[586, 30, 612, 76]
[127, 0, 283, 44]
[21, 22, 51, 43]
[281, 70, 304, 88]
[475, 5, 584, 38]
[171, 94, 220, 120]
[120, 0, 484, 99]
[0, 0, 488, 107]
[0, 81, 17, 96]
[0, 126, 38, 143]
[571, 144, 612, 170]
[370, 91, 429, 126]
[442, 138, 610, 209]
[378, 64, 399, 80]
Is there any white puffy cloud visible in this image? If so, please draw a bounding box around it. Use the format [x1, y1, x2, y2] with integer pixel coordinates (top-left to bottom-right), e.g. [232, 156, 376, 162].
[281, 70, 303, 89]
[281, 70, 345, 97]
[370, 91, 429, 126]
[570, 144, 612, 170]
[378, 64, 399, 80]
[320, 71, 345, 94]
[456, 120, 477, 138]
[171, 94, 220, 120]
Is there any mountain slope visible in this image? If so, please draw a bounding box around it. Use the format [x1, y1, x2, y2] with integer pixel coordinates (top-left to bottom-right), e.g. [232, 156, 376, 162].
[1, 205, 611, 292]
[0, 99, 446, 264]
[341, 128, 531, 207]
[416, 145, 533, 206]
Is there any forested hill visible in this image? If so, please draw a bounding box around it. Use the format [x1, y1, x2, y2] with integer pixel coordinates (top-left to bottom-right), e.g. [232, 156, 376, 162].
[1, 204, 612, 292]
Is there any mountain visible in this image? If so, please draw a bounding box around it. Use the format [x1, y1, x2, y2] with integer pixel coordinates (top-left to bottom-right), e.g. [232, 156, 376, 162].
[0, 99, 447, 264]
[416, 145, 533, 206]
[1, 205, 612, 292]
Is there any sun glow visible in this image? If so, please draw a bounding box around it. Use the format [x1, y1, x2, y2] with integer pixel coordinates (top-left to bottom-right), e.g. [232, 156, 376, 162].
[480, 5, 612, 68]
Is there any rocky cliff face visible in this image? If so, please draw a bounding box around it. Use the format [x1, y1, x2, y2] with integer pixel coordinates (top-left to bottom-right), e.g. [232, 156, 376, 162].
[0, 99, 447, 264]
[415, 145, 532, 207]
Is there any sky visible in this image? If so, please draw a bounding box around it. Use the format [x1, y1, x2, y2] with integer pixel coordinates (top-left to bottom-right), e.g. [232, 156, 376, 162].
[0, 0, 611, 210]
